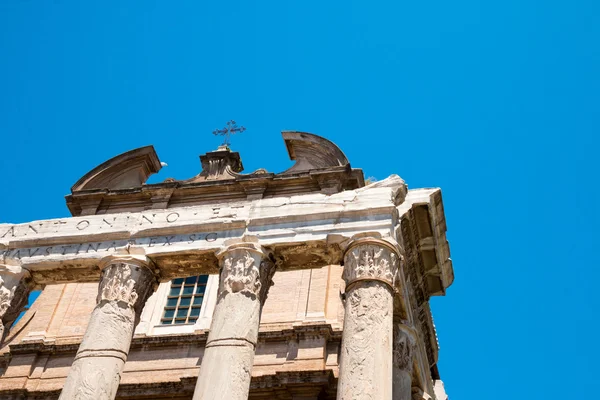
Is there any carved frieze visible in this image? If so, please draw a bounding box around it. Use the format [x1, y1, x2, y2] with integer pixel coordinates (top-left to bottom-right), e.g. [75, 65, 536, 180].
[343, 241, 400, 288]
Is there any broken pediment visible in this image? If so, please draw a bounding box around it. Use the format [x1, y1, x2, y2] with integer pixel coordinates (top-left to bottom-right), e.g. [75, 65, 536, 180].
[70, 146, 162, 192]
[66, 132, 364, 216]
[281, 131, 349, 173]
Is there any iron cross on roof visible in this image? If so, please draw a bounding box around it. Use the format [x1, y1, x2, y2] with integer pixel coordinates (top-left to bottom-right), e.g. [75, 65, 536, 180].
[212, 120, 246, 147]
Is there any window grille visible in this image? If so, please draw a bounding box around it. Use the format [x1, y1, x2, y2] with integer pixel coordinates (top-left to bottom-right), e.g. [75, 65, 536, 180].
[161, 275, 208, 325]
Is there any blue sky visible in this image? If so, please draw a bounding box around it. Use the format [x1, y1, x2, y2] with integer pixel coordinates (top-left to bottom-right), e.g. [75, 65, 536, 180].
[0, 1, 598, 398]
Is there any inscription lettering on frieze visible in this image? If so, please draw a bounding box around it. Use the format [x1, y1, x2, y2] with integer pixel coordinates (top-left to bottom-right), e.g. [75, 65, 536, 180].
[0, 204, 246, 240]
[0, 232, 220, 261]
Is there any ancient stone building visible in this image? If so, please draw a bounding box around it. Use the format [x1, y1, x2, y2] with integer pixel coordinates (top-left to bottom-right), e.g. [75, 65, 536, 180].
[0, 132, 453, 399]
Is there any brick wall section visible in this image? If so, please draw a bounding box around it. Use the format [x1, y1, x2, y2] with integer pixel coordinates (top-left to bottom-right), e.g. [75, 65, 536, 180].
[0, 266, 345, 395]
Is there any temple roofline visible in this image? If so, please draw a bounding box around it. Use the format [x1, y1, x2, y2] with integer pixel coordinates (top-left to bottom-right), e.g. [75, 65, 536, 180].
[66, 132, 364, 216]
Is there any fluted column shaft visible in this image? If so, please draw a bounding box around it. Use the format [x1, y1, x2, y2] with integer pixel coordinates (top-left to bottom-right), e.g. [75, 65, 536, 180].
[59, 256, 157, 400]
[193, 242, 275, 400]
[0, 264, 33, 344]
[337, 238, 400, 400]
[393, 324, 416, 400]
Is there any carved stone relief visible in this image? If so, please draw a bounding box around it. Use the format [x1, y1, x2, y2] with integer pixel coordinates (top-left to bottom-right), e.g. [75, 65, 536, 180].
[393, 324, 416, 372]
[99, 263, 140, 307]
[343, 242, 399, 288]
[218, 248, 275, 303]
[0, 277, 15, 322]
[0, 266, 32, 344]
[337, 281, 394, 400]
[0, 276, 15, 342]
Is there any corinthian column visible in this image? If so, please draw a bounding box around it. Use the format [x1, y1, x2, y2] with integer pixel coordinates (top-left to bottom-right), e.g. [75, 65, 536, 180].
[337, 237, 400, 400]
[193, 242, 275, 400]
[0, 264, 33, 344]
[59, 256, 157, 400]
[393, 324, 416, 400]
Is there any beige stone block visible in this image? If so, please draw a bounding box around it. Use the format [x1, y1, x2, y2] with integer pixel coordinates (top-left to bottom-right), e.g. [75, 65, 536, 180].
[261, 270, 305, 324]
[297, 338, 325, 360]
[41, 354, 75, 378]
[124, 346, 203, 372]
[306, 267, 328, 320]
[254, 341, 289, 366]
[56, 283, 96, 338]
[3, 354, 37, 378]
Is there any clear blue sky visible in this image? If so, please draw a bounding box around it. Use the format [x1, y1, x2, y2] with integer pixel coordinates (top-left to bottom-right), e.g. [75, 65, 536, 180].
[0, 1, 598, 398]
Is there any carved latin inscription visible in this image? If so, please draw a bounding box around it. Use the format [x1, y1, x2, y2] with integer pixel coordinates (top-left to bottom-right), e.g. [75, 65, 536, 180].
[343, 242, 399, 288]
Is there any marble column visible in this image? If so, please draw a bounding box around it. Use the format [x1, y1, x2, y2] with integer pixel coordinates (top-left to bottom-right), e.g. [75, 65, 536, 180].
[393, 324, 416, 400]
[193, 242, 275, 400]
[337, 238, 400, 400]
[0, 264, 33, 344]
[59, 255, 157, 400]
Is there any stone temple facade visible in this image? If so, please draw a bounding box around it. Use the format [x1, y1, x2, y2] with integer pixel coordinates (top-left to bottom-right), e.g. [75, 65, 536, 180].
[0, 132, 453, 400]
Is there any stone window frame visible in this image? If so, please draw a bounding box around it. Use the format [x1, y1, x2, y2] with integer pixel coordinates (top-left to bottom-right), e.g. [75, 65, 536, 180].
[134, 274, 219, 336]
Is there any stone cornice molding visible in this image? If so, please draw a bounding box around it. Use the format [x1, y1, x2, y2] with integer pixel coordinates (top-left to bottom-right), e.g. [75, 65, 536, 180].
[5, 323, 342, 356]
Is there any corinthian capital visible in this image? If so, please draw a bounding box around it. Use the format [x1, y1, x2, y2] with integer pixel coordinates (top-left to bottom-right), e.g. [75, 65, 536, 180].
[97, 256, 157, 313]
[216, 242, 275, 303]
[343, 237, 401, 289]
[0, 264, 33, 343]
[393, 324, 416, 372]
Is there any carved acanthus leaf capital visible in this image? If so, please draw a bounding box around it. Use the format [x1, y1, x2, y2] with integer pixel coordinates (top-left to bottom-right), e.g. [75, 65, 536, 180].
[98, 257, 156, 311]
[343, 239, 400, 289]
[217, 244, 275, 302]
[0, 264, 33, 342]
[393, 324, 416, 372]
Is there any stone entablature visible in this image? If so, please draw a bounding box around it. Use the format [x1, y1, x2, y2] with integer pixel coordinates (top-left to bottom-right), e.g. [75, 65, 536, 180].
[0, 178, 449, 293]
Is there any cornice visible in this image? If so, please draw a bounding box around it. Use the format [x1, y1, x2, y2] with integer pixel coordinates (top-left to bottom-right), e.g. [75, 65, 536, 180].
[5, 323, 342, 356]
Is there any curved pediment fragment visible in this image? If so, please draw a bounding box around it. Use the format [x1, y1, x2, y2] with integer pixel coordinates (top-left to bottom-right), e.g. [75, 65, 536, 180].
[281, 131, 349, 173]
[71, 146, 162, 192]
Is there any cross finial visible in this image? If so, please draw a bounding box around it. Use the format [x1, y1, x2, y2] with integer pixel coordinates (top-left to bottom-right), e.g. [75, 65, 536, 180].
[212, 120, 246, 147]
